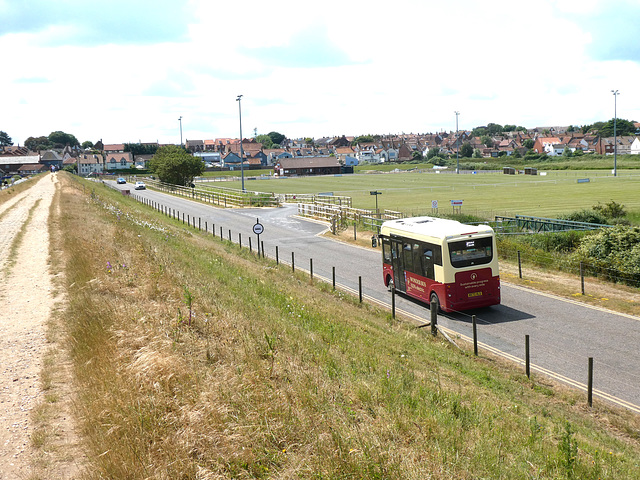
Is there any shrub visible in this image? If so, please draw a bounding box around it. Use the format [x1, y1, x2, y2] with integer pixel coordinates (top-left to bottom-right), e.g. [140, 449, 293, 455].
[559, 209, 609, 225]
[574, 225, 640, 284]
[593, 200, 626, 219]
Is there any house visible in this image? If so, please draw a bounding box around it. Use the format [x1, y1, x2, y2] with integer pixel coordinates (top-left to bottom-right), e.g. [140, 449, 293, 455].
[274, 157, 341, 177]
[630, 137, 640, 155]
[263, 149, 291, 165]
[103, 144, 126, 153]
[40, 150, 64, 170]
[227, 138, 263, 159]
[247, 156, 264, 169]
[1, 146, 31, 156]
[355, 146, 379, 164]
[185, 139, 204, 152]
[615, 136, 637, 155]
[334, 146, 356, 164]
[194, 151, 222, 165]
[594, 136, 636, 155]
[221, 151, 245, 168]
[63, 157, 78, 170]
[18, 163, 47, 175]
[105, 152, 134, 170]
[77, 154, 104, 176]
[328, 135, 352, 147]
[251, 150, 268, 166]
[397, 143, 414, 162]
[533, 137, 562, 155]
[0, 155, 41, 175]
[134, 154, 153, 169]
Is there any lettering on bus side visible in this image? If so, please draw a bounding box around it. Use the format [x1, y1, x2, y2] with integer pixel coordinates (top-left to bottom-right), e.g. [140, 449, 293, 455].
[404, 271, 431, 301]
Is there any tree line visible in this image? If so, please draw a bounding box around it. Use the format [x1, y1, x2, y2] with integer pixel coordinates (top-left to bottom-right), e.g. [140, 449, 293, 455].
[2, 119, 637, 154]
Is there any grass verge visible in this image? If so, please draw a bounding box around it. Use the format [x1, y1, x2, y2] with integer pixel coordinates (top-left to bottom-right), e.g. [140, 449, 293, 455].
[53, 173, 640, 479]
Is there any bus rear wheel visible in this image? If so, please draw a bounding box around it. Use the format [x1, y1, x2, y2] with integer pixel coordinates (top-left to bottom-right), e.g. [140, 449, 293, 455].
[430, 292, 440, 313]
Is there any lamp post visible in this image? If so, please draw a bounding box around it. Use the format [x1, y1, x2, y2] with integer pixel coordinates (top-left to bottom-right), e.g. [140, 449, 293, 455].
[236, 95, 245, 192]
[178, 116, 183, 148]
[454, 111, 460, 174]
[611, 90, 619, 177]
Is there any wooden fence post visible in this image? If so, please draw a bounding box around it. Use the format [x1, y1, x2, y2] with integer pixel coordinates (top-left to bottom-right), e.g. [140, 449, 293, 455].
[518, 250, 522, 279]
[588, 357, 593, 407]
[391, 285, 396, 319]
[430, 299, 438, 336]
[525, 335, 530, 378]
[472, 315, 478, 356]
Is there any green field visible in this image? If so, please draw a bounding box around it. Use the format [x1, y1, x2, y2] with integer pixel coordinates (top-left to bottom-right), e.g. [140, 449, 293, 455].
[203, 169, 640, 219]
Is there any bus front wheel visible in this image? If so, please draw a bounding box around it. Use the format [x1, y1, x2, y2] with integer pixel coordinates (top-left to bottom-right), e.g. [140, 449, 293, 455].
[386, 276, 395, 291]
[429, 292, 440, 313]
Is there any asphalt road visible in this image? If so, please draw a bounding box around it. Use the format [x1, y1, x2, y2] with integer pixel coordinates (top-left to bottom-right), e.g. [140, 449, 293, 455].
[112, 181, 640, 412]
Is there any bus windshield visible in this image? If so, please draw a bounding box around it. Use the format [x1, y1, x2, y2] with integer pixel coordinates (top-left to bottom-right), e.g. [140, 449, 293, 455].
[448, 237, 493, 268]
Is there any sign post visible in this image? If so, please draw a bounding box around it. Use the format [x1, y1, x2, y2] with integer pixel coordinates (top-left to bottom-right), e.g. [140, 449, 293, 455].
[253, 218, 264, 257]
[370, 190, 382, 214]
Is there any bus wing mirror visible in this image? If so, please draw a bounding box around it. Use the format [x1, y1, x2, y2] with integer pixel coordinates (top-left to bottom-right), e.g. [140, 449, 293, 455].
[372, 236, 378, 248]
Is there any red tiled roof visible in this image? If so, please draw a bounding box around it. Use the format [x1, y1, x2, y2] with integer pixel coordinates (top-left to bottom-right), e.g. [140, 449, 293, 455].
[103, 144, 125, 151]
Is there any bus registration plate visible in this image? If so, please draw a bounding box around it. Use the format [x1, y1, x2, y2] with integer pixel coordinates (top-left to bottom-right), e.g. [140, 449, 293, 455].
[468, 291, 483, 297]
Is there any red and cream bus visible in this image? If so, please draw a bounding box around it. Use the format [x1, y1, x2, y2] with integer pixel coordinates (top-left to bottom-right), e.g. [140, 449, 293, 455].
[380, 216, 500, 312]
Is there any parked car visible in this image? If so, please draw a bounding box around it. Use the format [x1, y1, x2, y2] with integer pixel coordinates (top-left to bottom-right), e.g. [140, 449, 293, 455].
[116, 177, 126, 184]
[134, 181, 146, 190]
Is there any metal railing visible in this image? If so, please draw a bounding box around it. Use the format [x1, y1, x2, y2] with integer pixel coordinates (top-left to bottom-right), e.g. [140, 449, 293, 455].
[493, 215, 613, 234]
[144, 178, 280, 208]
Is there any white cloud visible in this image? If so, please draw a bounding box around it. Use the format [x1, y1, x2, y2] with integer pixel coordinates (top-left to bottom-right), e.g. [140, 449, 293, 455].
[1, 0, 639, 146]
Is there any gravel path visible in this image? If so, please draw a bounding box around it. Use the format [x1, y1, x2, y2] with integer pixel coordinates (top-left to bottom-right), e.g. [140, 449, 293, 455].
[0, 173, 75, 478]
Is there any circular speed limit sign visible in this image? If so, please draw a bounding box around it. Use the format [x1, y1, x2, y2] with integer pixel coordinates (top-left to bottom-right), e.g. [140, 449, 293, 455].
[253, 222, 264, 235]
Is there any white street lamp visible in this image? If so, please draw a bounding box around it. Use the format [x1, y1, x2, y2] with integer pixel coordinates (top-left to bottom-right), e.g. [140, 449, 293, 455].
[611, 90, 619, 177]
[455, 111, 460, 174]
[236, 95, 245, 192]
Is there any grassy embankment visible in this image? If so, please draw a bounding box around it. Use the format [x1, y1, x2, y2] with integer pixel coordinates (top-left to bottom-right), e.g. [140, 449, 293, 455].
[34, 172, 640, 478]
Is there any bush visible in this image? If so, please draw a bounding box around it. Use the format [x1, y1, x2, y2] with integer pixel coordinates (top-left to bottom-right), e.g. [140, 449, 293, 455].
[593, 200, 626, 219]
[558, 209, 609, 225]
[574, 226, 640, 284]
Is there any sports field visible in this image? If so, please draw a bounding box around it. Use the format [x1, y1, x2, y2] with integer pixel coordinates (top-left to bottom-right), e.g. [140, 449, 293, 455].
[206, 169, 640, 219]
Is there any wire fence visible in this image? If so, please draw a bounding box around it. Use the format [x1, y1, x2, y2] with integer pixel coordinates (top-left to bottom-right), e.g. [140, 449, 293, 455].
[497, 241, 640, 289]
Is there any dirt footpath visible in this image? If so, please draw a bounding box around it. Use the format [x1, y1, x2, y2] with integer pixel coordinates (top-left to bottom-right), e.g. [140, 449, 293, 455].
[0, 174, 76, 478]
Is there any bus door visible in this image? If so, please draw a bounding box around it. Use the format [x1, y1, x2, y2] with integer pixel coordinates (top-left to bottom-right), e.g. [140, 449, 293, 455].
[390, 238, 406, 291]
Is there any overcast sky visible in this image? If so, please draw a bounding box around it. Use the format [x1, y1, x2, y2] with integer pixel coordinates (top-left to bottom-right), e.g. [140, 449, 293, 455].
[2, 0, 639, 146]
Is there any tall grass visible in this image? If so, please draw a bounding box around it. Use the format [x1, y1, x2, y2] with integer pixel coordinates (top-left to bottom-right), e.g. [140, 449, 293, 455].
[53, 173, 640, 479]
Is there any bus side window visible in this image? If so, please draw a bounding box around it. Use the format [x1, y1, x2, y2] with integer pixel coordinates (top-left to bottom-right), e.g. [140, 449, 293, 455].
[422, 247, 435, 279]
[432, 244, 443, 266]
[411, 243, 422, 275]
[382, 239, 392, 264]
[403, 242, 414, 272]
